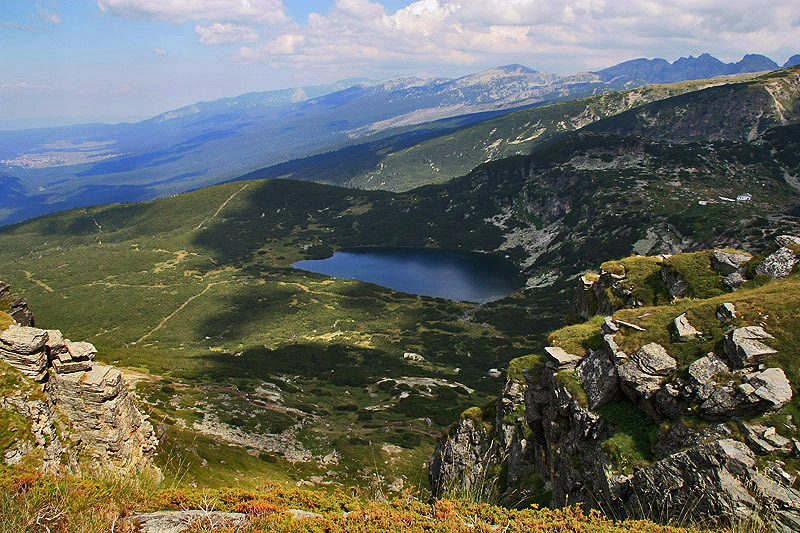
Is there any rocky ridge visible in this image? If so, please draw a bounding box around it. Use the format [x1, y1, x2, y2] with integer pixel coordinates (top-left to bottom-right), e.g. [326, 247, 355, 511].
[430, 237, 800, 531]
[0, 282, 158, 476]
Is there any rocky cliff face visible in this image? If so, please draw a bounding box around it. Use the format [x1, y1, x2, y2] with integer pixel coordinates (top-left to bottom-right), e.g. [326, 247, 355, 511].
[0, 282, 158, 476]
[431, 238, 800, 531]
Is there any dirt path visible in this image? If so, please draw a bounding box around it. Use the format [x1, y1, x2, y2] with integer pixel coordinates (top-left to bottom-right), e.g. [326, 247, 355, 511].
[20, 270, 54, 292]
[194, 183, 250, 230]
[134, 282, 221, 344]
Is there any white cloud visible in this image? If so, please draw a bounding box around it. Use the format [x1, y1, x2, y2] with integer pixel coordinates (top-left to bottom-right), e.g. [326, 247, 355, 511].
[0, 82, 50, 90]
[1, 22, 33, 31]
[36, 4, 63, 24]
[153, 48, 167, 55]
[96, 0, 287, 24]
[195, 23, 260, 44]
[233, 0, 800, 73]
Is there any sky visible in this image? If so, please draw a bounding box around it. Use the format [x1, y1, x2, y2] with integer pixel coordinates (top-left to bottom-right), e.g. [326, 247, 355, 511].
[0, 0, 798, 129]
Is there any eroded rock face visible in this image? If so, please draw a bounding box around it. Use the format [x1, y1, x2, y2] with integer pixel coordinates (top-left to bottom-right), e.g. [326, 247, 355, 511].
[429, 417, 501, 499]
[0, 282, 35, 327]
[0, 282, 158, 477]
[576, 348, 618, 409]
[47, 364, 158, 473]
[430, 378, 535, 502]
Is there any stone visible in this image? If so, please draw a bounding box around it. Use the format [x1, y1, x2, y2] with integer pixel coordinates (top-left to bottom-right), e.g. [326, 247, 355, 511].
[724, 326, 776, 368]
[0, 346, 48, 381]
[711, 250, 750, 275]
[576, 349, 618, 409]
[631, 343, 677, 376]
[130, 511, 249, 533]
[716, 303, 736, 321]
[601, 316, 619, 334]
[0, 325, 48, 354]
[403, 352, 424, 362]
[47, 364, 158, 473]
[724, 272, 746, 290]
[775, 235, 800, 247]
[673, 313, 700, 341]
[544, 346, 582, 369]
[618, 344, 677, 406]
[741, 423, 793, 456]
[601, 334, 626, 362]
[615, 320, 645, 331]
[65, 340, 96, 361]
[51, 358, 92, 374]
[661, 266, 688, 298]
[487, 368, 502, 378]
[688, 354, 730, 385]
[756, 247, 799, 279]
[45, 330, 68, 360]
[746, 367, 792, 410]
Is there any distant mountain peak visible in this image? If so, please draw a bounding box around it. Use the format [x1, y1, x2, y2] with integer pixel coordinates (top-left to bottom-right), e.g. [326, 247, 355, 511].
[494, 64, 539, 74]
[596, 53, 780, 84]
[784, 55, 800, 68]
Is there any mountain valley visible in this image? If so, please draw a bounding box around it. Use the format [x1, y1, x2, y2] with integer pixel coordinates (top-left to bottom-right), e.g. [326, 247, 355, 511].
[1, 59, 800, 531]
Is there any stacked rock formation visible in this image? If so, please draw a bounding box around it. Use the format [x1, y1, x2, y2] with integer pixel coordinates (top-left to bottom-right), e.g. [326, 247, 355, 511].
[0, 284, 158, 476]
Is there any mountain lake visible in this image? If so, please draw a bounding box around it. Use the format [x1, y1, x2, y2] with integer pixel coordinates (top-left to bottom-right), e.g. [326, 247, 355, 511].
[292, 247, 524, 303]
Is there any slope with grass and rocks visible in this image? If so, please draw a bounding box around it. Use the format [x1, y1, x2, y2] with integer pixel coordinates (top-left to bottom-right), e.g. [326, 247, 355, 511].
[431, 237, 800, 531]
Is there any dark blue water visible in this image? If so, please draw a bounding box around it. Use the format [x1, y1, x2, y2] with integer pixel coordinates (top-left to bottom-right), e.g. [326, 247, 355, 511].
[292, 248, 524, 303]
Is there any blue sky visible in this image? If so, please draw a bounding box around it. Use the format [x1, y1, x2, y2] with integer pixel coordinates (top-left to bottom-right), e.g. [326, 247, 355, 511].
[1, 0, 797, 129]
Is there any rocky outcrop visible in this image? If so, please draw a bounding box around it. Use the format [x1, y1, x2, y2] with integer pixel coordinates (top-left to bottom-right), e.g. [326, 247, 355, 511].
[429, 416, 502, 500]
[756, 246, 799, 278]
[47, 364, 158, 473]
[430, 378, 535, 503]
[433, 247, 799, 530]
[0, 282, 158, 477]
[0, 281, 35, 326]
[574, 270, 642, 320]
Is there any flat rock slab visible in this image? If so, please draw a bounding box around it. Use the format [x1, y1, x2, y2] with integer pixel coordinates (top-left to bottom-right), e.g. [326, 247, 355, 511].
[0, 325, 48, 354]
[130, 511, 249, 533]
[544, 346, 582, 368]
[616, 320, 645, 331]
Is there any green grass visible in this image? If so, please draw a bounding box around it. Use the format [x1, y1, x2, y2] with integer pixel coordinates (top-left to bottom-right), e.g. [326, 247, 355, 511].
[663, 251, 731, 299]
[596, 400, 657, 473]
[547, 316, 605, 357]
[601, 256, 672, 306]
[555, 370, 589, 408]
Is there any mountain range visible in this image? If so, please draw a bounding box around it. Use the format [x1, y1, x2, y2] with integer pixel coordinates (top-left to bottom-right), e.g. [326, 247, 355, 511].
[0, 52, 796, 226]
